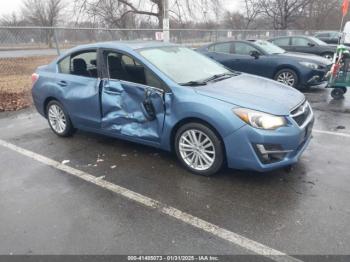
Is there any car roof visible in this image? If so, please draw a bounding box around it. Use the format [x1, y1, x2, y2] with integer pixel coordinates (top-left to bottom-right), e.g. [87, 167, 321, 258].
[208, 39, 253, 45]
[68, 41, 177, 53]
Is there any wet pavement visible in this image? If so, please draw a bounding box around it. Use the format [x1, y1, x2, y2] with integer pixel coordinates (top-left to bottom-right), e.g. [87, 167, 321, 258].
[0, 87, 350, 259]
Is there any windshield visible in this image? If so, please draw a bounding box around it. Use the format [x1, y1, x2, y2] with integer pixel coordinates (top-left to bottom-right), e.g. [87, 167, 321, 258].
[253, 40, 285, 54]
[139, 46, 232, 84]
[309, 36, 328, 46]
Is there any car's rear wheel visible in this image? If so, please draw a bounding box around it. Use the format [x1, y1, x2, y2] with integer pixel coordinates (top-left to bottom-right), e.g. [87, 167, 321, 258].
[175, 123, 224, 176]
[47, 100, 75, 137]
[274, 69, 299, 88]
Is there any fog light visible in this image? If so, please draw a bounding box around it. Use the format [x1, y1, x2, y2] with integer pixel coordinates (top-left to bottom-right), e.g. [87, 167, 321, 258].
[254, 144, 293, 164]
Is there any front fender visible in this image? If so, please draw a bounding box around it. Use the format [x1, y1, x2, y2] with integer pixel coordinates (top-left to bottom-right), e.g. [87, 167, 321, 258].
[160, 94, 245, 151]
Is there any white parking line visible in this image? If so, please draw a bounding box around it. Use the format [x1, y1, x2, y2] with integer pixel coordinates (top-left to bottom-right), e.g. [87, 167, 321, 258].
[313, 129, 350, 138]
[0, 138, 301, 262]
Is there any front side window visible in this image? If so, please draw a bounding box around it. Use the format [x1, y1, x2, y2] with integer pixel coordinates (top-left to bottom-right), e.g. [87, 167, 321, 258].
[106, 51, 164, 89]
[292, 37, 311, 46]
[233, 42, 260, 55]
[58, 50, 97, 78]
[139, 46, 232, 84]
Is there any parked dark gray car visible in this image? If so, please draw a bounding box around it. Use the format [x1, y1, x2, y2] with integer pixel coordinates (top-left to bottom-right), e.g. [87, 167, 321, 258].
[269, 36, 336, 60]
[197, 40, 331, 89]
[314, 31, 342, 45]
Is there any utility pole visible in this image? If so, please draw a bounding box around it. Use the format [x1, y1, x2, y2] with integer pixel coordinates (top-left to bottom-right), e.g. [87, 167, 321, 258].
[163, 0, 170, 42]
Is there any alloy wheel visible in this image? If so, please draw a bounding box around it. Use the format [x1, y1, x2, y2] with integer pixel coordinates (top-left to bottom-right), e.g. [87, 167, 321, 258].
[276, 72, 296, 87]
[178, 129, 216, 171]
[48, 104, 67, 134]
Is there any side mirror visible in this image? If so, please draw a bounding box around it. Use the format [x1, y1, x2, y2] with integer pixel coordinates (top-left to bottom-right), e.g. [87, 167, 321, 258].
[308, 42, 315, 47]
[249, 50, 261, 59]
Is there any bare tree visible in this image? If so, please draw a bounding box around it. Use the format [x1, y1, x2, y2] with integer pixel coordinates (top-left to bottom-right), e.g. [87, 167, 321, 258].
[22, 0, 65, 26]
[223, 11, 245, 29]
[258, 0, 312, 29]
[242, 0, 262, 29]
[73, 0, 222, 29]
[304, 0, 342, 30]
[22, 0, 65, 47]
[0, 13, 26, 26]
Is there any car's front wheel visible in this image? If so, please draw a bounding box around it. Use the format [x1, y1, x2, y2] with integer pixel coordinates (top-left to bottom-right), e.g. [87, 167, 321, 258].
[47, 100, 75, 137]
[274, 69, 299, 88]
[175, 123, 224, 176]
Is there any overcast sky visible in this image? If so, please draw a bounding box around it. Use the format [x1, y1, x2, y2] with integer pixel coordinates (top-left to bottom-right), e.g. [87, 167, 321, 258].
[0, 0, 241, 16]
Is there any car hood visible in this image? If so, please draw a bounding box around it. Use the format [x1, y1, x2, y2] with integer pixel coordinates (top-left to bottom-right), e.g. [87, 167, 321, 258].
[194, 74, 305, 116]
[276, 52, 332, 65]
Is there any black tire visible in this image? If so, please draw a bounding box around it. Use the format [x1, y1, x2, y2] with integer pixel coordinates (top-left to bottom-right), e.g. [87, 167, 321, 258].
[175, 122, 224, 176]
[321, 52, 334, 61]
[46, 100, 75, 137]
[340, 86, 348, 94]
[331, 88, 345, 100]
[274, 68, 299, 88]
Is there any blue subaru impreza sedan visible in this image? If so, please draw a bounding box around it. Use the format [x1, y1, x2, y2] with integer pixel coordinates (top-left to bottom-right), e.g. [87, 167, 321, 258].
[31, 41, 314, 176]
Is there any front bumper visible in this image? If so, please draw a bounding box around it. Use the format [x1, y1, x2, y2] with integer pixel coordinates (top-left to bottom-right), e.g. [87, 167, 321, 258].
[302, 67, 331, 86]
[224, 111, 314, 172]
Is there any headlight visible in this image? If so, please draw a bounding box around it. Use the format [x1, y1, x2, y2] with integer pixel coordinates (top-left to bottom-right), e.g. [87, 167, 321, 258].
[233, 108, 287, 130]
[299, 61, 319, 70]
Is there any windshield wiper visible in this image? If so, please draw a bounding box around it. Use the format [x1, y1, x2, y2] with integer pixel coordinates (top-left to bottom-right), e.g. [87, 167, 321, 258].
[180, 80, 207, 86]
[180, 72, 237, 86]
[203, 72, 236, 83]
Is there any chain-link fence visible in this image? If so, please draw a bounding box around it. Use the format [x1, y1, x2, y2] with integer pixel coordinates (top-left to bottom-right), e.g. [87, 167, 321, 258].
[0, 26, 317, 111]
[0, 26, 318, 51]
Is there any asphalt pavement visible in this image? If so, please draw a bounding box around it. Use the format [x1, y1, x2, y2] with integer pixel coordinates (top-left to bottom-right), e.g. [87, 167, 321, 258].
[0, 87, 350, 261]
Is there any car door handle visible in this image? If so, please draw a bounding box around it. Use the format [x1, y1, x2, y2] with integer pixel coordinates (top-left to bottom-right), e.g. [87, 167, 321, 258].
[58, 80, 68, 87]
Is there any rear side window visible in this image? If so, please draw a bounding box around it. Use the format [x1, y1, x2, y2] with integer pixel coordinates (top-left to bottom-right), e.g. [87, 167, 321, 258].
[272, 38, 290, 46]
[212, 43, 232, 54]
[58, 56, 70, 74]
[57, 50, 98, 78]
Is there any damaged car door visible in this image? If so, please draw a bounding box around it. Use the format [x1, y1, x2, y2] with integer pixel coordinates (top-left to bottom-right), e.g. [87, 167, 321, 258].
[56, 49, 101, 129]
[100, 50, 166, 142]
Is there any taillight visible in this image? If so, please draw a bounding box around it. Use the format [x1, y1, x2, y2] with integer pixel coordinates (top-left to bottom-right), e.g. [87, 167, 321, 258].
[31, 73, 39, 87]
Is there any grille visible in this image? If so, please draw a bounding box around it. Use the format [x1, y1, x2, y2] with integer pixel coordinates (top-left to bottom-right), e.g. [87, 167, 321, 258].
[291, 101, 311, 127]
